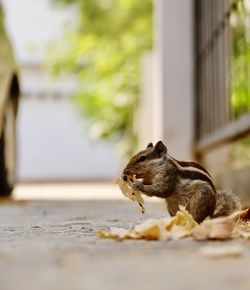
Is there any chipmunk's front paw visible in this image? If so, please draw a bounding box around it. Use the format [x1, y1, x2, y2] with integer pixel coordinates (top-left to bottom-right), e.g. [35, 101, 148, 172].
[132, 180, 144, 191]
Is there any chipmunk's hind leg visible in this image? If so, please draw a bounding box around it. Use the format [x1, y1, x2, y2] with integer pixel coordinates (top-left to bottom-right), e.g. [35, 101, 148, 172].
[165, 199, 178, 217]
[188, 186, 216, 223]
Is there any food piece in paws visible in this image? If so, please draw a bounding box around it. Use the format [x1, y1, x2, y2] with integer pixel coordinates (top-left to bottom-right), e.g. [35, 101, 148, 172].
[115, 176, 145, 213]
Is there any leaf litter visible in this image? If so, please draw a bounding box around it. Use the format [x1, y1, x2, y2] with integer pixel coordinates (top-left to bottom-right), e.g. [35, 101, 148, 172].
[97, 207, 250, 242]
[97, 177, 250, 260]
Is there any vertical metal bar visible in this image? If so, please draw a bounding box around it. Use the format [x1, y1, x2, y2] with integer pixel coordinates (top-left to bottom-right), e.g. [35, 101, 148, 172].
[213, 0, 219, 131]
[207, 0, 211, 134]
[202, 0, 207, 138]
[221, 0, 226, 127]
[224, 0, 231, 126]
[196, 0, 232, 140]
[208, 0, 212, 134]
[205, 0, 209, 136]
[218, 0, 223, 129]
[211, 0, 215, 132]
[196, 0, 202, 140]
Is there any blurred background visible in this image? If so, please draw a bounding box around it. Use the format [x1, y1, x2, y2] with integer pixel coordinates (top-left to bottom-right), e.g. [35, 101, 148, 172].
[0, 0, 250, 202]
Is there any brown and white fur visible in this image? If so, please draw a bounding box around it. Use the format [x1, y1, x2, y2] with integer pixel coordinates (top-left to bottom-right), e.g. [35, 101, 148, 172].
[123, 141, 241, 223]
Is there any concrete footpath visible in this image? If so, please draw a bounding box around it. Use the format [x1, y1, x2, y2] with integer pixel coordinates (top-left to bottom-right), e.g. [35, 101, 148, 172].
[0, 185, 249, 290]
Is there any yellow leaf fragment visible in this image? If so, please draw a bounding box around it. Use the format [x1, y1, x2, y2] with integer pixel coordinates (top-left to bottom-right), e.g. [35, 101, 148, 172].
[164, 207, 198, 239]
[166, 206, 197, 228]
[97, 228, 138, 239]
[135, 220, 161, 240]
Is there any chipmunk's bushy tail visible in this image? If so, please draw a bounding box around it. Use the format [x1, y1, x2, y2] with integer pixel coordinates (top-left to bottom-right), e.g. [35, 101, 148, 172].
[213, 190, 241, 218]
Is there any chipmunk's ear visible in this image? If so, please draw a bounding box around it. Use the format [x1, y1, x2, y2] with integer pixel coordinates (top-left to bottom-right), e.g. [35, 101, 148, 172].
[154, 141, 167, 157]
[146, 142, 153, 148]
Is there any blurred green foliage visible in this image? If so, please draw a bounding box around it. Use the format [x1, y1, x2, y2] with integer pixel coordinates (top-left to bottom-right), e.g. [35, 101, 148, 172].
[48, 0, 153, 156]
[230, 1, 250, 165]
[230, 0, 250, 119]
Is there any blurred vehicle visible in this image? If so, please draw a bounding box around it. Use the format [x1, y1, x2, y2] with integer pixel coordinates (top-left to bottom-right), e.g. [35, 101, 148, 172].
[0, 1, 20, 196]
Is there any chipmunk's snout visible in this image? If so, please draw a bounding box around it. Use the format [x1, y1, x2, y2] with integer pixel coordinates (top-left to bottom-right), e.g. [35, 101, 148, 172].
[123, 168, 132, 180]
[122, 174, 128, 181]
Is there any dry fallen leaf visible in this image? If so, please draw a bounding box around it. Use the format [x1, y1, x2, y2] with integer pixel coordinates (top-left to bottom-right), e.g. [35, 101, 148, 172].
[191, 217, 233, 241]
[243, 207, 250, 220]
[228, 207, 250, 221]
[229, 207, 250, 239]
[115, 176, 145, 213]
[192, 208, 250, 241]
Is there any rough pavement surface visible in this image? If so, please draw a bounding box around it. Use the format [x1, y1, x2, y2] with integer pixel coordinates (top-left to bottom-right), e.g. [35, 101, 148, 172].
[0, 198, 249, 290]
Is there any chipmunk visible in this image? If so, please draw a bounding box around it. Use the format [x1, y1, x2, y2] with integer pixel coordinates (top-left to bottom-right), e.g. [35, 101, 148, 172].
[122, 141, 241, 223]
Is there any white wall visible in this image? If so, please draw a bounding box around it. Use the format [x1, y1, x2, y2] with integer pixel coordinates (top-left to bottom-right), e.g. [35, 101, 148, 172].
[154, 0, 195, 160]
[138, 0, 195, 159]
[17, 95, 121, 181]
[137, 53, 154, 149]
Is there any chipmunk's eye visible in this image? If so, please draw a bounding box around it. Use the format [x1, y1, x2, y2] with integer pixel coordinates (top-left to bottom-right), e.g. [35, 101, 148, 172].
[138, 155, 146, 162]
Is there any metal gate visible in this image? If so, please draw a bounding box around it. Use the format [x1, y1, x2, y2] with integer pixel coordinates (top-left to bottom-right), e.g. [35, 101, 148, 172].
[195, 0, 250, 154]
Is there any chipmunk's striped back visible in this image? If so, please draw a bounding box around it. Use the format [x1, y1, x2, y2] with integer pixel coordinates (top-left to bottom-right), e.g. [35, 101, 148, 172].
[166, 154, 241, 218]
[167, 155, 216, 192]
